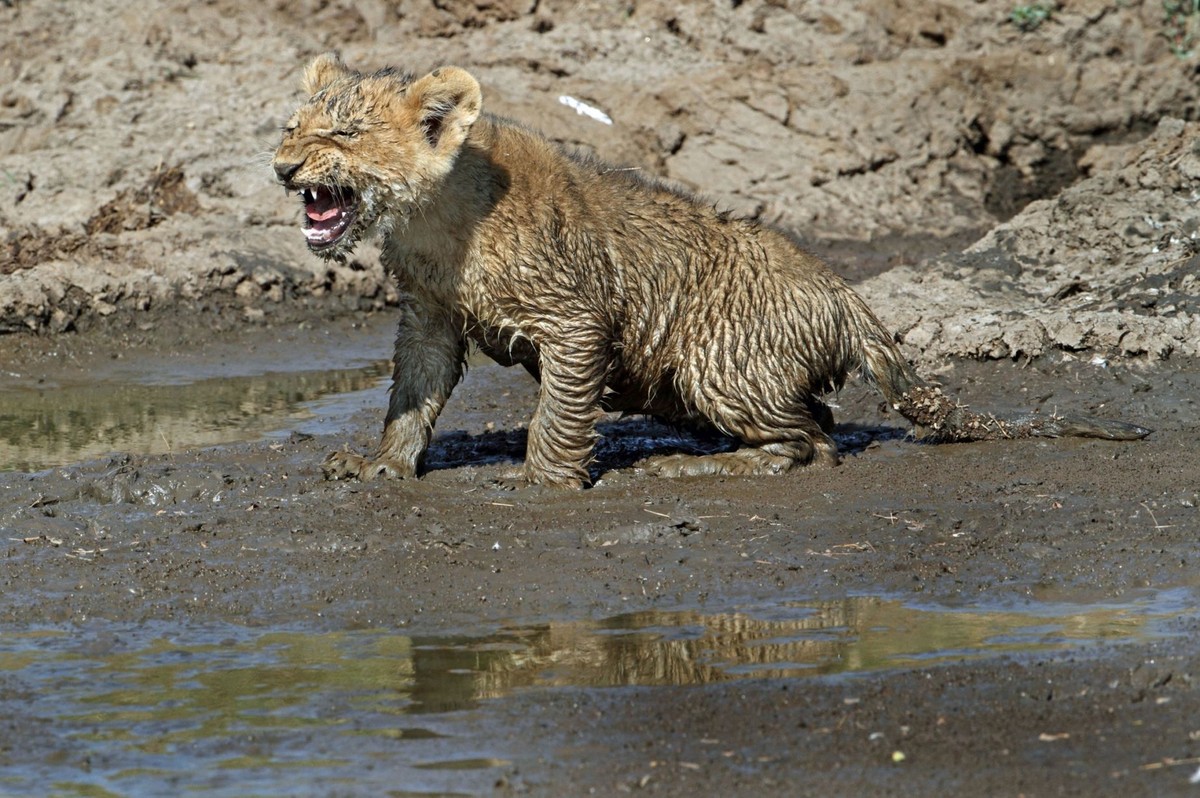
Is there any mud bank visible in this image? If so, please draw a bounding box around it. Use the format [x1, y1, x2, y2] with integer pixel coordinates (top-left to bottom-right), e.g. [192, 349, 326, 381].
[3, 1, 1199, 343]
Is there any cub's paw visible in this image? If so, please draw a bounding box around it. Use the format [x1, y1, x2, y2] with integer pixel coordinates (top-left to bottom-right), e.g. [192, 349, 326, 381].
[640, 451, 797, 478]
[322, 451, 416, 482]
[520, 464, 586, 490]
[641, 453, 733, 478]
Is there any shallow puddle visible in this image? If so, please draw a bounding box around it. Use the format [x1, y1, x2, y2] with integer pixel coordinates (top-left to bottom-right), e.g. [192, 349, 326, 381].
[0, 590, 1191, 796]
[0, 363, 390, 472]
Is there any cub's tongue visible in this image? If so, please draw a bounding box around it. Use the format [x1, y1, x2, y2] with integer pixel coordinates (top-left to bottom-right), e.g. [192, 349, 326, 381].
[301, 185, 356, 248]
[305, 186, 340, 222]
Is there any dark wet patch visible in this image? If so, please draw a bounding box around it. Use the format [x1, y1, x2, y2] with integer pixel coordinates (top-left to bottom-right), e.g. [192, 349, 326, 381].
[983, 144, 1083, 221]
[86, 164, 201, 235]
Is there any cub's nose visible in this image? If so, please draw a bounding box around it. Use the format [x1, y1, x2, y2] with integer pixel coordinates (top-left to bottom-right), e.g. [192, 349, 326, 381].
[274, 160, 302, 184]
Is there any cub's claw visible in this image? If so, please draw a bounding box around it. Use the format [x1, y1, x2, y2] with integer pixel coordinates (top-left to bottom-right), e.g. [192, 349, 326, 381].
[322, 451, 365, 480]
[322, 451, 415, 482]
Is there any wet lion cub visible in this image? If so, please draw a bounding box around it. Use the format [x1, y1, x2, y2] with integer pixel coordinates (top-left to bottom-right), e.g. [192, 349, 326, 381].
[272, 54, 1147, 488]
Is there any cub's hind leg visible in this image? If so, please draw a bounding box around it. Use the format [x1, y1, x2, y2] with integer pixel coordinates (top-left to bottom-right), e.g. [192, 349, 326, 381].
[643, 411, 839, 478]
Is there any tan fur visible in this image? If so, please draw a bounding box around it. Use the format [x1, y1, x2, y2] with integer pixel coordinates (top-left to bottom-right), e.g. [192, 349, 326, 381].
[272, 55, 1149, 488]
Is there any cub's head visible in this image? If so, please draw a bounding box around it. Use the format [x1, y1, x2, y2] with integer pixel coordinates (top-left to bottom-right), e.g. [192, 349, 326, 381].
[272, 53, 482, 258]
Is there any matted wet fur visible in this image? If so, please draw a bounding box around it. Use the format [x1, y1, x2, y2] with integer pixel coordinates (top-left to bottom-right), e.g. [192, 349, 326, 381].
[272, 54, 1150, 488]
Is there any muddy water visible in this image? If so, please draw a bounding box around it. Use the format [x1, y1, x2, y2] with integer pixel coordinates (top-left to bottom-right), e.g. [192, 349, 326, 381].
[0, 318, 401, 473]
[0, 590, 1191, 796]
[0, 364, 390, 473]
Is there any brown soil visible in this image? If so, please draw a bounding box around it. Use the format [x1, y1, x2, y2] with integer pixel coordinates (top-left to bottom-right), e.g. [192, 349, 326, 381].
[2, 1, 1200, 796]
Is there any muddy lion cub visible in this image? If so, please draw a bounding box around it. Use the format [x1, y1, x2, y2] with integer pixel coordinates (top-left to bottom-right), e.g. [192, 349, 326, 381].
[272, 54, 1149, 488]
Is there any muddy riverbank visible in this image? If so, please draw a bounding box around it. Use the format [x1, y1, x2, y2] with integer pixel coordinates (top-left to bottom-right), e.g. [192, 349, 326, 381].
[2, 312, 1199, 795]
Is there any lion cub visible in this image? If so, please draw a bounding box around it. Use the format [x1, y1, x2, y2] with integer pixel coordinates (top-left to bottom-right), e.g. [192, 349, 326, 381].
[272, 54, 1147, 488]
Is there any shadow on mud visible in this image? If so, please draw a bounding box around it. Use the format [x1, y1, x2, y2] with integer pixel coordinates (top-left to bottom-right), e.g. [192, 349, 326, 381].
[425, 418, 906, 479]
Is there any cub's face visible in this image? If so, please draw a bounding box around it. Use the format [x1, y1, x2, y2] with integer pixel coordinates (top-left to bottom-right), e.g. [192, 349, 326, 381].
[272, 54, 482, 259]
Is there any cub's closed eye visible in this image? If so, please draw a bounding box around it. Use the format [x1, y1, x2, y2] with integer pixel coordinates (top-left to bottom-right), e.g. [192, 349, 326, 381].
[333, 129, 359, 138]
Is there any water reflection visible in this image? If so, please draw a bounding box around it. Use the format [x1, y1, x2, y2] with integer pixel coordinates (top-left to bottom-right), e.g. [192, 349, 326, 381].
[455, 594, 1170, 696]
[0, 592, 1187, 795]
[0, 364, 389, 472]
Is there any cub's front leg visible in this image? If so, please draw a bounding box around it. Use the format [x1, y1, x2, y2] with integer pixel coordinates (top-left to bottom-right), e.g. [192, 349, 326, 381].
[324, 299, 465, 481]
[523, 330, 609, 489]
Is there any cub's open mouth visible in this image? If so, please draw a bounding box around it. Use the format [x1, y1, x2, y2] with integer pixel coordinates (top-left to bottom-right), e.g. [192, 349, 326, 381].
[298, 186, 357, 248]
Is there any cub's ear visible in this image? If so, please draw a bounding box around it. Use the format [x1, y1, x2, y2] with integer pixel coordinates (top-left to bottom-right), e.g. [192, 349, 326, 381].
[303, 52, 352, 95]
[404, 67, 483, 156]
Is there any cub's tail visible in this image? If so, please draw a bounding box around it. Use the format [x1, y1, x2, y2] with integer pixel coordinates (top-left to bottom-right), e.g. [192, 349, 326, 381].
[881, 381, 1152, 442]
[851, 303, 1152, 443]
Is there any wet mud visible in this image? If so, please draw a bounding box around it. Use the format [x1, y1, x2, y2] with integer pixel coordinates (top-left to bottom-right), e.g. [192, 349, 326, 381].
[2, 316, 1200, 796]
